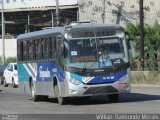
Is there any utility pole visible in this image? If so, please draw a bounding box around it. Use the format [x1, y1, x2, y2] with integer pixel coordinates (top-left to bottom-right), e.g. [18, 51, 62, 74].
[139, 0, 144, 69]
[55, 0, 59, 26]
[102, 0, 105, 23]
[51, 11, 54, 27]
[27, 14, 30, 32]
[1, 0, 5, 64]
[116, 5, 122, 24]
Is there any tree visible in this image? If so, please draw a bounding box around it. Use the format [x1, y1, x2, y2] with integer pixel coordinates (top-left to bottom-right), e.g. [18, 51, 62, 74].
[126, 22, 160, 70]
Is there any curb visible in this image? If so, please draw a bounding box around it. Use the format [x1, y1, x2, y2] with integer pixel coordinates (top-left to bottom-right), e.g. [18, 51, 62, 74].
[131, 84, 160, 88]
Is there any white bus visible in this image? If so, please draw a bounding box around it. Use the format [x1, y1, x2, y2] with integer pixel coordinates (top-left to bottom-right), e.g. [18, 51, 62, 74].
[17, 22, 131, 105]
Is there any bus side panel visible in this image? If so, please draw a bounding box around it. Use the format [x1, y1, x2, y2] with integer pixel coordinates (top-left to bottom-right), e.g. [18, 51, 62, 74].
[36, 61, 66, 97]
[18, 63, 31, 95]
[18, 61, 66, 97]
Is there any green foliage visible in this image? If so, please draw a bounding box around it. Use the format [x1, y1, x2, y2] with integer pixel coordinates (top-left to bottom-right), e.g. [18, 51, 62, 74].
[0, 57, 2, 65]
[0, 56, 16, 65]
[126, 22, 160, 70]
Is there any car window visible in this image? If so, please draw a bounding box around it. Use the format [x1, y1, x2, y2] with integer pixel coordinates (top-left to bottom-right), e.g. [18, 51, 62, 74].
[7, 64, 11, 70]
[14, 64, 17, 70]
[10, 65, 13, 71]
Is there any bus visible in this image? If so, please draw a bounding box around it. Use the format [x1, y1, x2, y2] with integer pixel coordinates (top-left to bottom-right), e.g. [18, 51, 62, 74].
[17, 22, 131, 105]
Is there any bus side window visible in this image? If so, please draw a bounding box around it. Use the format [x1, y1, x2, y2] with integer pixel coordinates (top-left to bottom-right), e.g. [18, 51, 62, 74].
[50, 36, 56, 59]
[18, 41, 23, 61]
[33, 40, 37, 60]
[41, 38, 45, 60]
[48, 37, 52, 59]
[37, 39, 41, 60]
[45, 38, 49, 60]
[28, 40, 34, 61]
[23, 41, 28, 61]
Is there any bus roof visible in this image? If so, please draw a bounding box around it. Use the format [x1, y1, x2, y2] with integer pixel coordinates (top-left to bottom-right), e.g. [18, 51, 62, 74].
[17, 23, 124, 40]
[66, 22, 124, 30]
[17, 27, 64, 40]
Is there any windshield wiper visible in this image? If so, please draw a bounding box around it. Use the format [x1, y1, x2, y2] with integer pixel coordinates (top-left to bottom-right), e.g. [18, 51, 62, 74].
[81, 62, 96, 73]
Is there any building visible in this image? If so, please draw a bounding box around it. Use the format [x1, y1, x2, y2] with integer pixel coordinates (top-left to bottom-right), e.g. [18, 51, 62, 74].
[78, 0, 160, 26]
[0, 0, 78, 58]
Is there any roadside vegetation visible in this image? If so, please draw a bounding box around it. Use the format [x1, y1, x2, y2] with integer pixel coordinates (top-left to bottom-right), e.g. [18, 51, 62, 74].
[0, 57, 16, 65]
[131, 71, 160, 85]
[126, 21, 160, 85]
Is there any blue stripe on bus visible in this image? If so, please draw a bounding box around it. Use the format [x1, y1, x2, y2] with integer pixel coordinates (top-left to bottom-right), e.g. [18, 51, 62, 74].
[18, 64, 30, 82]
[18, 61, 65, 83]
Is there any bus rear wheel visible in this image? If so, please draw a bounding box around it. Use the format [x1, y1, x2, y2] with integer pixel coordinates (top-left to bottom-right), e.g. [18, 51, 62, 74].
[54, 84, 65, 105]
[31, 81, 40, 102]
[108, 94, 119, 102]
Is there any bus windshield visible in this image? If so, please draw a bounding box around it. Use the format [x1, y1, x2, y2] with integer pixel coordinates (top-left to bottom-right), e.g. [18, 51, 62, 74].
[66, 37, 125, 69]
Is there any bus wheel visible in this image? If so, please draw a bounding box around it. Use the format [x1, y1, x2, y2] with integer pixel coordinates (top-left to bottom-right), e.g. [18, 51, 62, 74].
[54, 84, 65, 105]
[31, 81, 40, 102]
[3, 78, 8, 87]
[108, 94, 119, 102]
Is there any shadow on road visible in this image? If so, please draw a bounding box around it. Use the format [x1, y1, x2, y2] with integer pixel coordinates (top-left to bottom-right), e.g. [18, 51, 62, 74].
[119, 93, 160, 103]
[39, 93, 160, 105]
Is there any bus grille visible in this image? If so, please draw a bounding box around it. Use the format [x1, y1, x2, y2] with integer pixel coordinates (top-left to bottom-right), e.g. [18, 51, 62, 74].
[83, 86, 118, 95]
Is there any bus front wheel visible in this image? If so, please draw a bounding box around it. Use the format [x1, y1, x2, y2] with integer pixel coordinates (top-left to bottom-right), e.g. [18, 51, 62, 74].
[54, 84, 65, 105]
[31, 81, 40, 102]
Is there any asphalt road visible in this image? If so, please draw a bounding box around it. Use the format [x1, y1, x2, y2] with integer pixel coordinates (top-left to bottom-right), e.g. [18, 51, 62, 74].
[0, 84, 160, 120]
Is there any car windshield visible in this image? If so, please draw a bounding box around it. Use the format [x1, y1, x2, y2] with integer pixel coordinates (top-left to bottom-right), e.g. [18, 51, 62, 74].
[66, 37, 125, 69]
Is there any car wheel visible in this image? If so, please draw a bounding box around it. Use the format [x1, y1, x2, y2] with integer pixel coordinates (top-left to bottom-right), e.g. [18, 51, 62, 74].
[54, 84, 65, 105]
[12, 79, 17, 88]
[0, 77, 2, 85]
[3, 78, 8, 87]
[31, 81, 40, 102]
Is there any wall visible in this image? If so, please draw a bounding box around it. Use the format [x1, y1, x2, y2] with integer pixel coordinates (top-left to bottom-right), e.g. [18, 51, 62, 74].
[3, 0, 78, 9]
[0, 39, 17, 58]
[78, 0, 160, 26]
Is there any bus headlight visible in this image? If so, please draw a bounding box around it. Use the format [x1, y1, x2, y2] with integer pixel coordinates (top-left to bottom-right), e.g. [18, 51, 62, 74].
[68, 78, 81, 85]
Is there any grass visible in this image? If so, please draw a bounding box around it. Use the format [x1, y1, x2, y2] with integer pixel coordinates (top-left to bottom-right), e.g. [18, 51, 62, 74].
[131, 71, 160, 85]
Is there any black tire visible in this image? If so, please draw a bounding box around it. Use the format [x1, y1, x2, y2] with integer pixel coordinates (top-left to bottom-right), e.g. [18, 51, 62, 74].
[54, 83, 65, 105]
[31, 81, 40, 102]
[3, 79, 8, 87]
[108, 94, 119, 102]
[12, 79, 17, 88]
[0, 77, 2, 85]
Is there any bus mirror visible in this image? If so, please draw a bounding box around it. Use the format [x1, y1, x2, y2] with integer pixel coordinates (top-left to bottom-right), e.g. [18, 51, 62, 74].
[64, 46, 67, 58]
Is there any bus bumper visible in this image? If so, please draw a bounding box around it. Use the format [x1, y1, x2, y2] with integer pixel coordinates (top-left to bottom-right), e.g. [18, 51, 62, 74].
[65, 80, 130, 97]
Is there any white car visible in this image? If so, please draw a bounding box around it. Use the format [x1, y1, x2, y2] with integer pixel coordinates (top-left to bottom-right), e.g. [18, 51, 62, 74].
[3, 63, 18, 88]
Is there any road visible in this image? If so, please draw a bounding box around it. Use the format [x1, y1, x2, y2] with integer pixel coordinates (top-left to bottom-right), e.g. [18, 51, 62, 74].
[0, 84, 160, 120]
